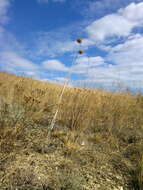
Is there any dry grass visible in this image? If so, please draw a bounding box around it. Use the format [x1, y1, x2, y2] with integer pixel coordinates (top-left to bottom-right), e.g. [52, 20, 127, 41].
[0, 72, 143, 190]
[138, 153, 143, 189]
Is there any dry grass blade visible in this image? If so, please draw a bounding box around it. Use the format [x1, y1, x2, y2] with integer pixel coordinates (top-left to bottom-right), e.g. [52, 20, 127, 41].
[0, 72, 143, 190]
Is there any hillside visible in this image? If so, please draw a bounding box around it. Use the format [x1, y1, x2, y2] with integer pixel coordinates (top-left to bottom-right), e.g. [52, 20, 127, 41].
[0, 72, 143, 190]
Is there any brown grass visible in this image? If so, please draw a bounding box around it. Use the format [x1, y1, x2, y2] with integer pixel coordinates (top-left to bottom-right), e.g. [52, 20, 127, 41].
[0, 72, 143, 190]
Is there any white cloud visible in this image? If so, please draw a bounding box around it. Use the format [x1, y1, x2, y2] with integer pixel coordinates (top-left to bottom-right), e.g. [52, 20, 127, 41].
[0, 51, 38, 73]
[86, 15, 134, 41]
[121, 2, 143, 23]
[80, 0, 143, 18]
[86, 2, 143, 42]
[0, 0, 11, 38]
[0, 0, 41, 78]
[33, 20, 87, 57]
[34, 2, 143, 59]
[54, 77, 69, 84]
[0, 0, 143, 90]
[0, 26, 4, 39]
[71, 33, 143, 89]
[71, 56, 130, 89]
[37, 0, 49, 3]
[108, 34, 143, 67]
[79, 2, 143, 89]
[76, 64, 139, 89]
[82, 33, 143, 88]
[0, 0, 10, 25]
[37, 40, 76, 57]
[72, 56, 105, 74]
[37, 0, 65, 4]
[106, 34, 143, 88]
[42, 59, 68, 72]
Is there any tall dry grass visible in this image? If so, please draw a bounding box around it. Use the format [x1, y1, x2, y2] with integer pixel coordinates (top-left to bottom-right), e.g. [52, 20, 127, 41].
[0, 72, 143, 190]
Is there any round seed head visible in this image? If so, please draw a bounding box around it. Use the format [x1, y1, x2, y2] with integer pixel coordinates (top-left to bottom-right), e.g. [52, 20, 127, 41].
[78, 50, 84, 54]
[76, 38, 82, 44]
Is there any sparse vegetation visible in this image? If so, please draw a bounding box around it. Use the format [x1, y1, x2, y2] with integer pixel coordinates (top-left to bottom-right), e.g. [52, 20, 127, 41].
[0, 72, 143, 190]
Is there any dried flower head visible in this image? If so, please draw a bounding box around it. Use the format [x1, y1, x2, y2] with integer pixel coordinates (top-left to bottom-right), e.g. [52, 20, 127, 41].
[78, 50, 84, 54]
[76, 38, 82, 44]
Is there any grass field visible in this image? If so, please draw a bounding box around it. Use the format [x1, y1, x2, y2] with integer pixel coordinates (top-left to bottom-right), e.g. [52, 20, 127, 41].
[0, 72, 143, 190]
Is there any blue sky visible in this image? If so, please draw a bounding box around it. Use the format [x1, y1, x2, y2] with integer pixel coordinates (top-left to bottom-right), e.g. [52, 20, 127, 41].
[1, 0, 143, 90]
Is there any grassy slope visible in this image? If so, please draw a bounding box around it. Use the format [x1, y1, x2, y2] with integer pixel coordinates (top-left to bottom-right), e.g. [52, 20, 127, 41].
[0, 72, 143, 190]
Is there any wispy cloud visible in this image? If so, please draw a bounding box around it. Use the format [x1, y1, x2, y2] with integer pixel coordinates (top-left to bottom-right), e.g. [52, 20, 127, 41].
[32, 2, 143, 58]
[32, 21, 87, 58]
[37, 0, 65, 4]
[0, 0, 39, 77]
[0, 0, 10, 25]
[0, 0, 11, 41]
[79, 0, 143, 18]
[0, 51, 39, 74]
[72, 56, 105, 74]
